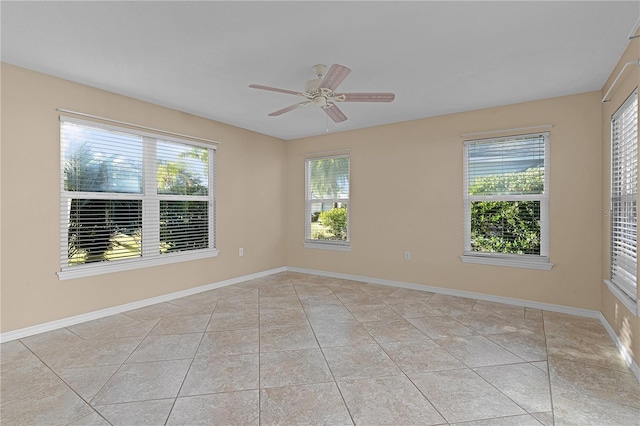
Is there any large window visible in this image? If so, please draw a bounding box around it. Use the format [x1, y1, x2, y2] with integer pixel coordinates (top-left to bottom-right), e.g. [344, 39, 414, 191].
[462, 132, 551, 270]
[59, 116, 217, 279]
[305, 153, 350, 251]
[610, 91, 638, 303]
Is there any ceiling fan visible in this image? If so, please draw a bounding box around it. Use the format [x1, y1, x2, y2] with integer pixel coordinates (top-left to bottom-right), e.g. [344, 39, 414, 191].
[249, 64, 395, 123]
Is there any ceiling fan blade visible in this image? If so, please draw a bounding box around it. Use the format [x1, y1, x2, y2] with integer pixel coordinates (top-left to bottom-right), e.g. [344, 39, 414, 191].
[268, 102, 310, 116]
[323, 104, 348, 123]
[249, 84, 303, 96]
[339, 93, 396, 102]
[318, 64, 351, 91]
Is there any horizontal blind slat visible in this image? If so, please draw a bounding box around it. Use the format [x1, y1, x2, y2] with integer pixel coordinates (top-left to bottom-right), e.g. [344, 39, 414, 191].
[610, 91, 638, 300]
[465, 132, 547, 258]
[61, 118, 215, 270]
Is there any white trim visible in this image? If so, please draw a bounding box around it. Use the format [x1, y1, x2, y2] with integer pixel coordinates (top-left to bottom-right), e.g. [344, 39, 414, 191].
[604, 279, 639, 317]
[468, 194, 544, 202]
[286, 267, 596, 317]
[601, 60, 640, 103]
[60, 119, 217, 278]
[460, 124, 553, 138]
[58, 111, 220, 147]
[609, 91, 638, 306]
[460, 254, 553, 270]
[628, 16, 640, 40]
[57, 249, 220, 280]
[305, 154, 350, 244]
[143, 137, 159, 257]
[304, 148, 351, 158]
[599, 312, 640, 383]
[1, 267, 286, 343]
[462, 132, 550, 265]
[303, 242, 351, 252]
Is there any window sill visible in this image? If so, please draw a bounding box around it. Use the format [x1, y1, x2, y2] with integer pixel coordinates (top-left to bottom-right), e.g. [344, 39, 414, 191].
[57, 249, 219, 280]
[304, 241, 351, 252]
[460, 254, 553, 270]
[604, 280, 639, 317]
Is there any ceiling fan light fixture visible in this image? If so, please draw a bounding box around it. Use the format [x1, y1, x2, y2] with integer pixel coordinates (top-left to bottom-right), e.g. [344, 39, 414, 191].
[314, 96, 328, 107]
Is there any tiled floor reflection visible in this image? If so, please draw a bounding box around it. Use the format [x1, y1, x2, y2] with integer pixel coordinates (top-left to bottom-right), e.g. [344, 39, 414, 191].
[2, 272, 640, 425]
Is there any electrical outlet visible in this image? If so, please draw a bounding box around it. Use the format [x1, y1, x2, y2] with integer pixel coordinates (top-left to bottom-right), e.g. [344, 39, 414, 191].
[404, 251, 410, 261]
[239, 248, 244, 257]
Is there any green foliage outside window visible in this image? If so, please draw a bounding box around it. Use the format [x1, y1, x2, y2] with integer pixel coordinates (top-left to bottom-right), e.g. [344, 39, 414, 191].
[309, 157, 349, 200]
[469, 168, 543, 255]
[316, 207, 348, 241]
[65, 143, 209, 265]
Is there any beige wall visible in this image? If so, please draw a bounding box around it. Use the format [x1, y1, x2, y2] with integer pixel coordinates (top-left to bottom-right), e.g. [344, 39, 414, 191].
[0, 63, 287, 332]
[600, 41, 640, 369]
[286, 92, 603, 310]
[3, 54, 638, 376]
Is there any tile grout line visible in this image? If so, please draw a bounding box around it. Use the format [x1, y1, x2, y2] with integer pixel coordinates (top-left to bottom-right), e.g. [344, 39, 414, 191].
[541, 311, 556, 426]
[21, 323, 160, 425]
[293, 279, 357, 426]
[5, 272, 640, 424]
[73, 320, 154, 409]
[3, 341, 112, 425]
[358, 286, 452, 424]
[332, 282, 452, 425]
[163, 301, 216, 425]
[375, 290, 551, 424]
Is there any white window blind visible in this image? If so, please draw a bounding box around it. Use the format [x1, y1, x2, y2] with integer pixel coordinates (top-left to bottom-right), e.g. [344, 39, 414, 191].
[157, 140, 212, 254]
[60, 117, 216, 278]
[463, 132, 549, 267]
[611, 91, 638, 301]
[305, 153, 350, 249]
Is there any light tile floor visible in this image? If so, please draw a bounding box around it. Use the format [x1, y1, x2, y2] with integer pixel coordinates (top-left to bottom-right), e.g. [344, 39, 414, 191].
[2, 272, 640, 425]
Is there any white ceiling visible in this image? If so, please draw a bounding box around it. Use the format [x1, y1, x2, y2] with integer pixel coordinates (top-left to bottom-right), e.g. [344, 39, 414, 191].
[1, 1, 638, 140]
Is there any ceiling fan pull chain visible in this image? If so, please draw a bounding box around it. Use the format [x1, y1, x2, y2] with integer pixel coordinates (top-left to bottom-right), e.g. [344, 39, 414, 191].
[326, 112, 329, 133]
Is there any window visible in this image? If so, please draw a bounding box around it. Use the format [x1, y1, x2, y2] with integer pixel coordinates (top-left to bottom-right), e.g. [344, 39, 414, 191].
[609, 91, 638, 304]
[462, 132, 551, 270]
[59, 116, 217, 279]
[305, 153, 350, 251]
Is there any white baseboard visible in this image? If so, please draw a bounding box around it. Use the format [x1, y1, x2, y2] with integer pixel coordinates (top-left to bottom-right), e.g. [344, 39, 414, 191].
[3, 265, 639, 384]
[287, 267, 601, 318]
[599, 312, 640, 383]
[0, 267, 286, 343]
[288, 266, 639, 382]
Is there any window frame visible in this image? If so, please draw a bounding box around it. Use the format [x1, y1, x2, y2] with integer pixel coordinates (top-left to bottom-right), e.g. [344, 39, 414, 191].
[304, 152, 351, 252]
[606, 90, 639, 315]
[461, 132, 552, 270]
[58, 116, 218, 280]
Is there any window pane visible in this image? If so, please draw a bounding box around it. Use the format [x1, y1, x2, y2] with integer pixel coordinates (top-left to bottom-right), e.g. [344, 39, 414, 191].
[470, 200, 541, 255]
[66, 199, 142, 265]
[311, 204, 348, 241]
[611, 199, 637, 280]
[468, 136, 544, 196]
[160, 200, 209, 253]
[308, 157, 349, 200]
[611, 91, 638, 298]
[157, 141, 209, 195]
[306, 155, 350, 243]
[62, 122, 143, 193]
